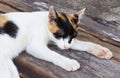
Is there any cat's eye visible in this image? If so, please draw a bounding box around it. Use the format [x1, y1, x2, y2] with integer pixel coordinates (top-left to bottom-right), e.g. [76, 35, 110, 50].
[53, 30, 64, 38]
[68, 32, 77, 43]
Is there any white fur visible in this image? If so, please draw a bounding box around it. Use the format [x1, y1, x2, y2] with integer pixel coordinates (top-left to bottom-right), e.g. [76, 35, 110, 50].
[0, 11, 112, 78]
[54, 37, 75, 49]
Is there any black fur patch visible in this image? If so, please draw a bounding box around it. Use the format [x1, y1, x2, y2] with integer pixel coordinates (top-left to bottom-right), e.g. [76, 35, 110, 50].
[0, 21, 18, 38]
[54, 13, 77, 43]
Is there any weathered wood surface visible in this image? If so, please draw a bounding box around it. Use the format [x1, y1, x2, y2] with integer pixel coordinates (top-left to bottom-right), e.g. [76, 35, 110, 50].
[15, 48, 120, 78]
[0, 0, 120, 78]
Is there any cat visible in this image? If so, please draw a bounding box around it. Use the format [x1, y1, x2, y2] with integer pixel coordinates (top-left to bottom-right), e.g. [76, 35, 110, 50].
[0, 6, 113, 78]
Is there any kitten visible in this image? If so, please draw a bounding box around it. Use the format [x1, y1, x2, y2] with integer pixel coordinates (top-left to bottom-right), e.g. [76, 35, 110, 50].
[0, 6, 112, 78]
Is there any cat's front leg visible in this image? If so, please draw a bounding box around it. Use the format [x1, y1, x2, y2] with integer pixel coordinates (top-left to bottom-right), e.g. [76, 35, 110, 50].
[26, 43, 80, 71]
[71, 39, 113, 59]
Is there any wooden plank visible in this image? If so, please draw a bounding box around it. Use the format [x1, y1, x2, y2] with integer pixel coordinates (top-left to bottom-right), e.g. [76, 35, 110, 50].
[0, 0, 36, 13]
[14, 52, 59, 78]
[14, 45, 120, 78]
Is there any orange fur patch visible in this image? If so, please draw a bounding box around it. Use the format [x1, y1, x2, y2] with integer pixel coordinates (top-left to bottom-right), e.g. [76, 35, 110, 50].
[48, 22, 59, 33]
[0, 16, 7, 27]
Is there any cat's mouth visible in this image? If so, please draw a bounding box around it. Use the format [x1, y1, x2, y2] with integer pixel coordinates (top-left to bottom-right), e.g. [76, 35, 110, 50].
[64, 46, 70, 50]
[57, 45, 71, 50]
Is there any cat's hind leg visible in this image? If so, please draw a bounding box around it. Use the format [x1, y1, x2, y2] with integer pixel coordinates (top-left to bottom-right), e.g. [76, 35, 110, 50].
[0, 55, 20, 78]
[6, 58, 20, 78]
[0, 55, 11, 78]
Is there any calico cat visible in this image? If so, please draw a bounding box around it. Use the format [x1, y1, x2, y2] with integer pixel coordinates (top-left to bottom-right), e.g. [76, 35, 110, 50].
[0, 6, 112, 78]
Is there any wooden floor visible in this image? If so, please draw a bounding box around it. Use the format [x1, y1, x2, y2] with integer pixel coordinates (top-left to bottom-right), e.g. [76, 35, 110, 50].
[0, 0, 120, 78]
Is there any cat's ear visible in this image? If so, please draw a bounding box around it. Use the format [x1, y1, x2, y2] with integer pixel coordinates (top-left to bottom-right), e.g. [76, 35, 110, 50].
[48, 6, 58, 23]
[75, 8, 86, 19]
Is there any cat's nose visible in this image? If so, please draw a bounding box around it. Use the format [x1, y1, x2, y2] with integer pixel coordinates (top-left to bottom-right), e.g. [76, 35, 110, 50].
[64, 46, 69, 49]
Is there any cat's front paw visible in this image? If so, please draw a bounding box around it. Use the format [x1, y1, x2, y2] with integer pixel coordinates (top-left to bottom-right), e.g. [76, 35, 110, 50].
[61, 59, 80, 71]
[88, 45, 113, 59]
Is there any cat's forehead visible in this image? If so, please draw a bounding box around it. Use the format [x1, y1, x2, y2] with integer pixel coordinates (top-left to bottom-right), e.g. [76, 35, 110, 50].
[56, 12, 78, 30]
[57, 12, 76, 21]
[57, 12, 78, 25]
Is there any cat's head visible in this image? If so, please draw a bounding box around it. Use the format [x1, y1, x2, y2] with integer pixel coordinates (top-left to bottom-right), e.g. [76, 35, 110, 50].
[48, 6, 85, 50]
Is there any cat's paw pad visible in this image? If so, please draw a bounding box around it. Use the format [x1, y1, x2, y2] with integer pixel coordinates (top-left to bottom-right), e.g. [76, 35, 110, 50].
[88, 45, 113, 59]
[62, 59, 80, 71]
[97, 47, 113, 59]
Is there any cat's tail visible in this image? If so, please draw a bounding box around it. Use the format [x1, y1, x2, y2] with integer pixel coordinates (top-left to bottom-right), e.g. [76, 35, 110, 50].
[0, 55, 20, 78]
